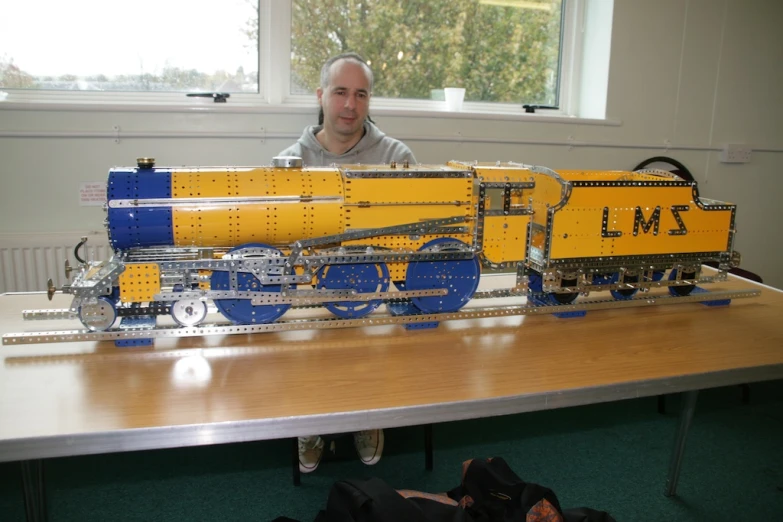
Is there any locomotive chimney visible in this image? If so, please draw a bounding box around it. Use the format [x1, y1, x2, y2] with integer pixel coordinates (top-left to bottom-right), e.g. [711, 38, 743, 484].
[137, 157, 155, 169]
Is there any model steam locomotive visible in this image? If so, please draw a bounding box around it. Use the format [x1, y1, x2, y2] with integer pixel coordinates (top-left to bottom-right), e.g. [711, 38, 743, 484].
[56, 156, 740, 331]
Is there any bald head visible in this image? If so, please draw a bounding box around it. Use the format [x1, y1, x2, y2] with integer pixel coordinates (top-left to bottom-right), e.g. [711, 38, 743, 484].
[320, 53, 374, 93]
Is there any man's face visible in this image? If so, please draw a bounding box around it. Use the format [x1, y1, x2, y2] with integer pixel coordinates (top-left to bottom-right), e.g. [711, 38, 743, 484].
[317, 59, 371, 139]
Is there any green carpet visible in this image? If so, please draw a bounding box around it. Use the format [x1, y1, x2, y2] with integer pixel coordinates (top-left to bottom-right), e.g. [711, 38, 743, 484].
[1, 381, 782, 521]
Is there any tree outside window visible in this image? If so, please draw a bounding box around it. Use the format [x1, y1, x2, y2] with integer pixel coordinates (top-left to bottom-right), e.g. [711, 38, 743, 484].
[291, 0, 563, 106]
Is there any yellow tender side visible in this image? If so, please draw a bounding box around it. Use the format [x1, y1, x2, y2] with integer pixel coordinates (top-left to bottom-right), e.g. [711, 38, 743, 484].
[170, 167, 344, 248]
[542, 170, 735, 262]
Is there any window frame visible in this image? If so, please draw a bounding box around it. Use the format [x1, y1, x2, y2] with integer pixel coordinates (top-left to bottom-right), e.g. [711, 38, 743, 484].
[2, 0, 587, 119]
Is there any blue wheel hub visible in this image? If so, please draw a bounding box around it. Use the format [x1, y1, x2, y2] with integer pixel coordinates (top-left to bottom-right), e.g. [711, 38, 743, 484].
[405, 238, 480, 313]
[316, 262, 390, 318]
[210, 243, 293, 324]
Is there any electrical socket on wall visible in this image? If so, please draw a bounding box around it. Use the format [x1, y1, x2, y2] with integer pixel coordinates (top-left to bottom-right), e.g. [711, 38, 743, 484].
[719, 144, 752, 163]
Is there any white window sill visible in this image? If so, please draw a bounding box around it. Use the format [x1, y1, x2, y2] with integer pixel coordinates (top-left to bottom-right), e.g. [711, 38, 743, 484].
[0, 97, 621, 127]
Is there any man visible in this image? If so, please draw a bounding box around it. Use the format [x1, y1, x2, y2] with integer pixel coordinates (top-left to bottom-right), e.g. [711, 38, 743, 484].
[279, 52, 416, 166]
[278, 53, 416, 474]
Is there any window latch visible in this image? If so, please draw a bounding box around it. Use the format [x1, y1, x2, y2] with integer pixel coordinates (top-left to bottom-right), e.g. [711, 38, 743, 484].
[186, 92, 231, 103]
[522, 104, 558, 114]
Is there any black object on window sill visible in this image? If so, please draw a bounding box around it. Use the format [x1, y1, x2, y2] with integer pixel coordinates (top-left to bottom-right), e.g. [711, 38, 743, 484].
[186, 93, 231, 103]
[522, 104, 558, 113]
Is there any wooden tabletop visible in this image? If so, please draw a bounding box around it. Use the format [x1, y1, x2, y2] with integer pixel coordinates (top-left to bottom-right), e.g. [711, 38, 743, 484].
[1, 274, 782, 462]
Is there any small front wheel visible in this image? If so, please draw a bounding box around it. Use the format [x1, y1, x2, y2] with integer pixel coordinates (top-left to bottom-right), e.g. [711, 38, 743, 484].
[79, 297, 117, 331]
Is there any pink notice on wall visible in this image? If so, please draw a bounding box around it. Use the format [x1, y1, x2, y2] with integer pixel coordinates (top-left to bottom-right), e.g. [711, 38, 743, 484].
[79, 182, 107, 207]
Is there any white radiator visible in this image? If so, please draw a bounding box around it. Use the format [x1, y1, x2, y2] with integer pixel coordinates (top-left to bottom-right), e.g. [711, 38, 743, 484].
[0, 233, 112, 294]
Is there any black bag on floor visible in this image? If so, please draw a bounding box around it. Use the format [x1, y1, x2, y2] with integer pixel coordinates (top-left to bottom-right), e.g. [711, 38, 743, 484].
[446, 457, 616, 522]
[275, 458, 615, 522]
[314, 476, 473, 522]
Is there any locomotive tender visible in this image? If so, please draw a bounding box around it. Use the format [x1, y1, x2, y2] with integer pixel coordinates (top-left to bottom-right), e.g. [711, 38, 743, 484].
[59, 156, 740, 332]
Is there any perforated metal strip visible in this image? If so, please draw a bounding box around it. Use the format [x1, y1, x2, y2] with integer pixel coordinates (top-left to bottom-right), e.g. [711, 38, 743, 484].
[3, 289, 759, 345]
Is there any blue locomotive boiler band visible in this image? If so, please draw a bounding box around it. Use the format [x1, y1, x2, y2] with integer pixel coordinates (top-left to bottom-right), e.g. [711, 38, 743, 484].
[107, 168, 174, 250]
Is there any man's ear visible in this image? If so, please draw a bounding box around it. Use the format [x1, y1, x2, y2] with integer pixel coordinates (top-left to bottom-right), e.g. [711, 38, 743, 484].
[316, 87, 324, 105]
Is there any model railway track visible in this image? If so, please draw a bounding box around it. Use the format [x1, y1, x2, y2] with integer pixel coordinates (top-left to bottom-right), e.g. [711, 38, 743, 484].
[3, 289, 759, 345]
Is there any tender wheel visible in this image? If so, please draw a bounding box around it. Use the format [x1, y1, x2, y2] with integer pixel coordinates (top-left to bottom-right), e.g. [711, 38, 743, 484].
[210, 243, 293, 324]
[79, 296, 117, 332]
[530, 272, 578, 305]
[170, 299, 208, 326]
[316, 262, 390, 318]
[612, 274, 640, 300]
[594, 272, 639, 300]
[550, 277, 579, 304]
[405, 238, 480, 313]
[668, 268, 697, 296]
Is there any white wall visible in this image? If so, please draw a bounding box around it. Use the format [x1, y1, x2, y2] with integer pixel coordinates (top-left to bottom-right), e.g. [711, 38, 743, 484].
[1, 0, 781, 288]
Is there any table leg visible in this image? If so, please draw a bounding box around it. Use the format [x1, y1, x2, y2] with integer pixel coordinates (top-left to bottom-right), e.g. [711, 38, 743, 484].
[424, 424, 433, 471]
[20, 459, 47, 522]
[291, 438, 301, 487]
[665, 390, 698, 497]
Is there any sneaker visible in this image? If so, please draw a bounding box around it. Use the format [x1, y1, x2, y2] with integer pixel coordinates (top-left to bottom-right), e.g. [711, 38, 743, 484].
[298, 435, 324, 474]
[353, 429, 384, 466]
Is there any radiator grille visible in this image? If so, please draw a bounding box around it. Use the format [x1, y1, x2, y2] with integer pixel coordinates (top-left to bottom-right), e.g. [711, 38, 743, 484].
[0, 235, 111, 294]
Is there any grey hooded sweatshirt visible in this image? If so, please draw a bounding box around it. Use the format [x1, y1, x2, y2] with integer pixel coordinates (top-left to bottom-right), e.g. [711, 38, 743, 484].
[278, 121, 416, 167]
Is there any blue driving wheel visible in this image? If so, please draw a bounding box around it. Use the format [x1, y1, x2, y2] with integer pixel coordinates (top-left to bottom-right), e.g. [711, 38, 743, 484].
[316, 262, 390, 318]
[406, 238, 480, 313]
[210, 243, 293, 324]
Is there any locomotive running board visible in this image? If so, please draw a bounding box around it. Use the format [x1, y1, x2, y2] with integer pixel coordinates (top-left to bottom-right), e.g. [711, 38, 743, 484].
[2, 289, 760, 346]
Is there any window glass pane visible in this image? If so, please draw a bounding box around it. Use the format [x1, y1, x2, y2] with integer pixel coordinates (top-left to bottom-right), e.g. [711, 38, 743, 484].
[291, 0, 563, 105]
[0, 0, 259, 93]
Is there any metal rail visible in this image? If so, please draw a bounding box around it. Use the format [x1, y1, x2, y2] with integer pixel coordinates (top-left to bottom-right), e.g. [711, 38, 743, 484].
[3, 289, 759, 346]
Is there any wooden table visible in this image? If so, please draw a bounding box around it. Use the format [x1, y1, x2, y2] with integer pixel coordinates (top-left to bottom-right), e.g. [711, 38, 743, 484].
[2, 274, 782, 520]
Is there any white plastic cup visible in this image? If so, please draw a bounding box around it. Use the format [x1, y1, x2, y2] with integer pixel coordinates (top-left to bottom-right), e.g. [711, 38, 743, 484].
[444, 87, 465, 111]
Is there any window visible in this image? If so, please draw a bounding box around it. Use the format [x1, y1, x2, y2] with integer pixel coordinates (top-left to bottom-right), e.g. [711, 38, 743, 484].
[290, 0, 564, 107]
[0, 0, 259, 93]
[1, 0, 584, 116]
